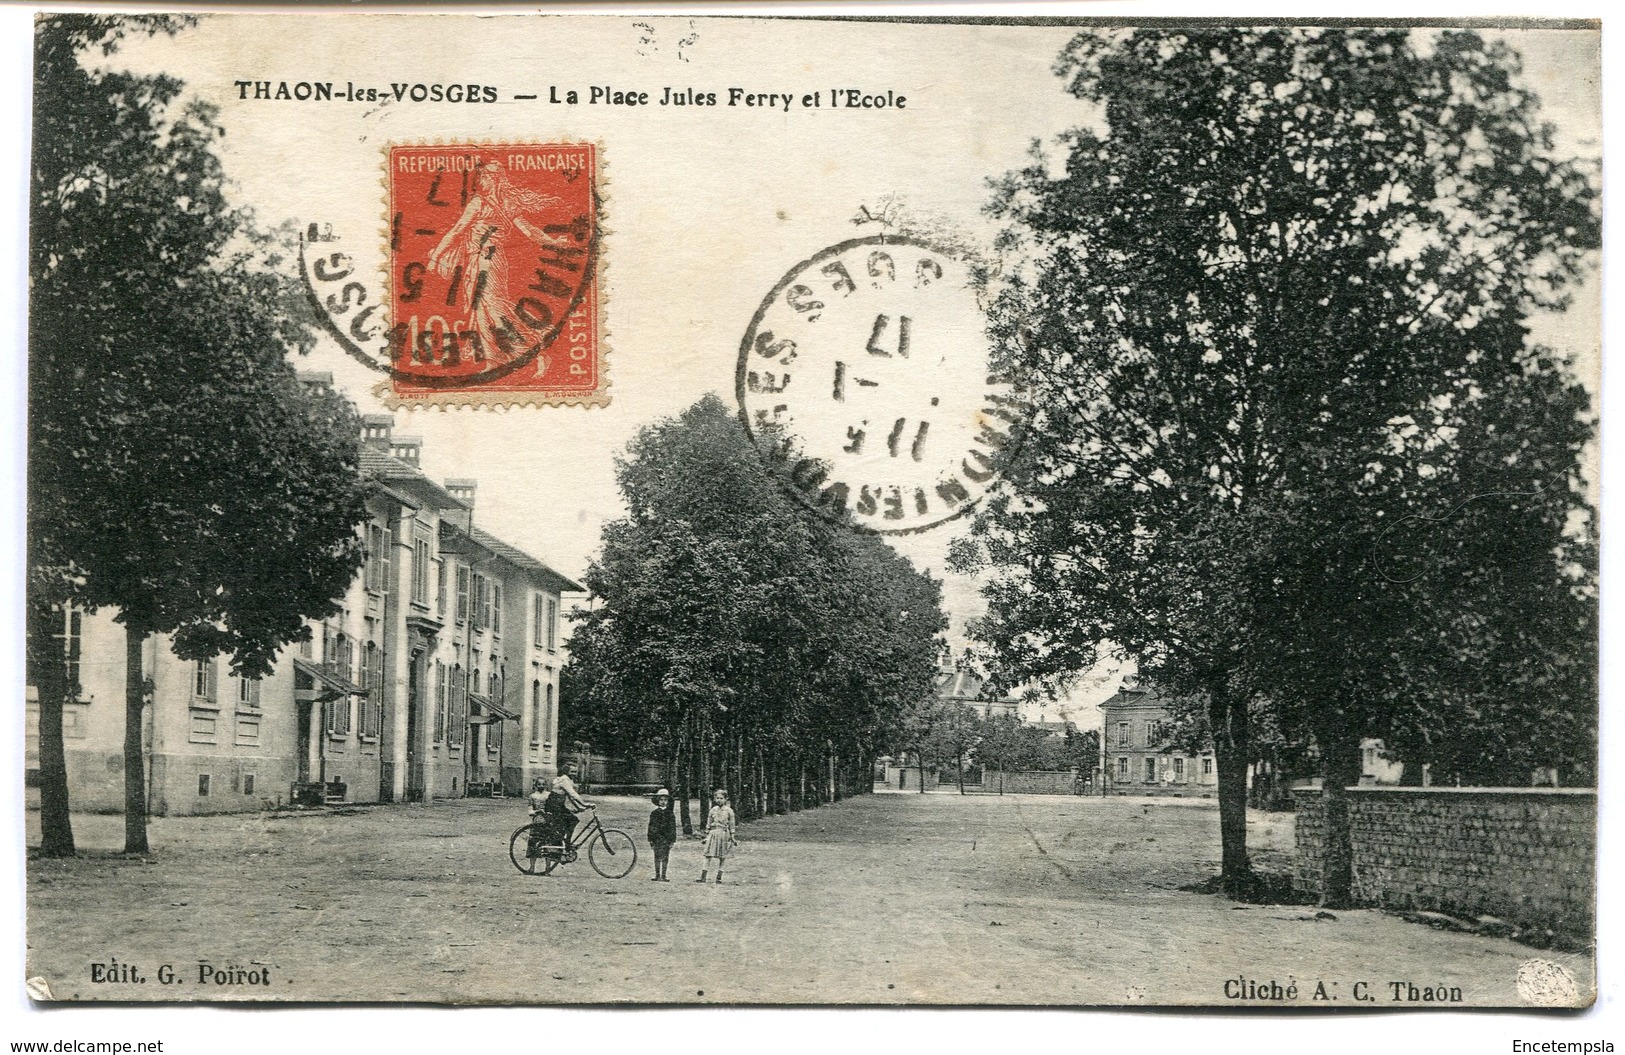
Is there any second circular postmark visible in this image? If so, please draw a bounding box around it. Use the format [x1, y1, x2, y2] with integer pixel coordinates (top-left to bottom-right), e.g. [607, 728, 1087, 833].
[736, 235, 1019, 534]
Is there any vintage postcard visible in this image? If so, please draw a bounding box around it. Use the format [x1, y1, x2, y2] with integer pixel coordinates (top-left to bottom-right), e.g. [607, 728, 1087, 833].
[22, 12, 1601, 1011]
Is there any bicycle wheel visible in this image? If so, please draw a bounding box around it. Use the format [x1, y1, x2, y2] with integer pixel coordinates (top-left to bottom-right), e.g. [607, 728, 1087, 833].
[588, 827, 637, 879]
[510, 824, 558, 876]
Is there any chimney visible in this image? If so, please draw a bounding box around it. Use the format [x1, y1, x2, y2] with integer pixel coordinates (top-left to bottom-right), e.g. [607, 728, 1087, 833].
[444, 478, 477, 531]
[361, 413, 394, 450]
[390, 435, 423, 466]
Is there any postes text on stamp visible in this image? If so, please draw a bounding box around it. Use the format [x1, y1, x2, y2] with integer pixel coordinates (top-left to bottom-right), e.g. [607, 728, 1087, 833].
[384, 142, 604, 406]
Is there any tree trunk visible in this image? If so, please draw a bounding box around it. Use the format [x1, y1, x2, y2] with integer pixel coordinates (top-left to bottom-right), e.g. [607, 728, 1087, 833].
[956, 749, 966, 795]
[1319, 734, 1363, 909]
[678, 740, 693, 836]
[28, 597, 75, 856]
[1208, 679, 1251, 897]
[698, 721, 711, 829]
[123, 626, 150, 856]
[914, 746, 926, 793]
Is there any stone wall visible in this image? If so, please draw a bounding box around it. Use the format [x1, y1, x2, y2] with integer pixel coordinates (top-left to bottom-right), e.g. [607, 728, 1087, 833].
[980, 769, 1078, 795]
[1293, 787, 1595, 933]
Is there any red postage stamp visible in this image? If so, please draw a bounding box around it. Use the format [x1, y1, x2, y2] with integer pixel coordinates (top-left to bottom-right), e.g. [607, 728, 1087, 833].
[384, 142, 604, 406]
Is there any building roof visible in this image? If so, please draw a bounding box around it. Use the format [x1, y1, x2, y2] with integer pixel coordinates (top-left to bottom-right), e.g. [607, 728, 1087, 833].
[359, 446, 468, 510]
[362, 435, 582, 596]
[469, 525, 584, 595]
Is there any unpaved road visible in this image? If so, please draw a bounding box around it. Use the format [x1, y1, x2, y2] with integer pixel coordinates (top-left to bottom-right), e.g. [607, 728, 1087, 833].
[25, 792, 1592, 1006]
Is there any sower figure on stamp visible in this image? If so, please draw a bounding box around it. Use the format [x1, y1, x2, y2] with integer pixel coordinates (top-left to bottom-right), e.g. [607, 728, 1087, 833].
[648, 788, 676, 881]
[696, 789, 736, 884]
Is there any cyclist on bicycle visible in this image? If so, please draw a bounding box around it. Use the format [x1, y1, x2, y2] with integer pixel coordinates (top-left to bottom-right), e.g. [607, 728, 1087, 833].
[545, 763, 592, 848]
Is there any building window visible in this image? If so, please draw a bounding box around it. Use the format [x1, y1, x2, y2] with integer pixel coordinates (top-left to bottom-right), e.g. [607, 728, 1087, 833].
[491, 583, 504, 636]
[434, 661, 447, 744]
[193, 659, 218, 703]
[544, 683, 554, 745]
[449, 665, 466, 747]
[412, 538, 431, 606]
[326, 660, 353, 735]
[533, 594, 546, 648]
[1144, 720, 1163, 746]
[1116, 756, 1128, 780]
[1202, 756, 1213, 776]
[1363, 746, 1377, 771]
[366, 523, 391, 593]
[237, 676, 261, 710]
[243, 773, 256, 796]
[54, 606, 83, 700]
[546, 598, 558, 652]
[197, 774, 211, 797]
[328, 630, 354, 684]
[1173, 757, 1185, 782]
[473, 573, 492, 630]
[361, 642, 384, 739]
[1144, 757, 1157, 783]
[455, 566, 471, 625]
[530, 680, 542, 745]
[1115, 722, 1130, 748]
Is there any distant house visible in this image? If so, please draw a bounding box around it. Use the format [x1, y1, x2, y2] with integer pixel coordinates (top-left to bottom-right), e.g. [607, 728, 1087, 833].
[1100, 680, 1217, 797]
[1025, 718, 1076, 739]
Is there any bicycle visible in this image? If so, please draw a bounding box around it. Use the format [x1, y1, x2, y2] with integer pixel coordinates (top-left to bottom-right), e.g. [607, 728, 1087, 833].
[509, 805, 638, 879]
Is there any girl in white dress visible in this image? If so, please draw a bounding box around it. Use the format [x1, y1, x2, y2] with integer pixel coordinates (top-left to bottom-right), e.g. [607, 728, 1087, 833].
[696, 789, 737, 884]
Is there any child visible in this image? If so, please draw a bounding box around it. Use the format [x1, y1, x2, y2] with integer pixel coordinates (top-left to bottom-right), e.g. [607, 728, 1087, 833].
[695, 788, 736, 884]
[526, 778, 551, 854]
[647, 788, 676, 881]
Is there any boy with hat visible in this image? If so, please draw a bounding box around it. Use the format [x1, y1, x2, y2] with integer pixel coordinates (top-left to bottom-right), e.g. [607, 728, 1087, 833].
[647, 788, 677, 881]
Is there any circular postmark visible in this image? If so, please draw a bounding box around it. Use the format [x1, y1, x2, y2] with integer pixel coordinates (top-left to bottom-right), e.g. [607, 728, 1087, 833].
[736, 235, 1017, 534]
[1516, 958, 1581, 1007]
[300, 141, 604, 400]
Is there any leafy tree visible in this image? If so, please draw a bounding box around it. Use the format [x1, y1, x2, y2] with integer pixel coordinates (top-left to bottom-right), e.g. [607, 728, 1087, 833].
[954, 27, 1597, 897]
[973, 710, 1026, 792]
[30, 15, 368, 854]
[564, 396, 945, 829]
[916, 699, 981, 795]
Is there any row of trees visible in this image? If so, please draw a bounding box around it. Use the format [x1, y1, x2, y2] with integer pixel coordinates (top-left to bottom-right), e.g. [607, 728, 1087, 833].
[30, 16, 367, 855]
[561, 396, 948, 832]
[953, 28, 1599, 903]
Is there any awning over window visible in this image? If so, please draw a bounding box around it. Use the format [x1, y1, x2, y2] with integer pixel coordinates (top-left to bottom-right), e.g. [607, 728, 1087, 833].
[293, 657, 367, 698]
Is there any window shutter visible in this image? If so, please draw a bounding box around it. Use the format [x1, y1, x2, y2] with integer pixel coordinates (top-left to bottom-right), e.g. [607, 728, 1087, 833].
[381, 528, 393, 594]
